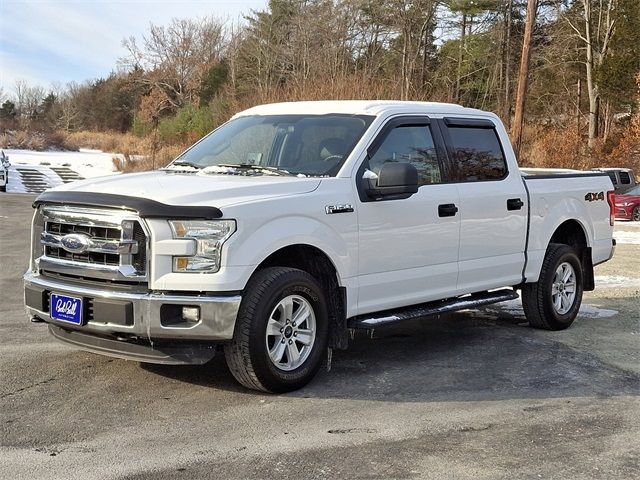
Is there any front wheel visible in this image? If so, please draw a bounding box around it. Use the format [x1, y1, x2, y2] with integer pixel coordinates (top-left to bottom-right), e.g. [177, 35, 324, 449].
[633, 206, 640, 222]
[522, 243, 584, 330]
[224, 267, 328, 393]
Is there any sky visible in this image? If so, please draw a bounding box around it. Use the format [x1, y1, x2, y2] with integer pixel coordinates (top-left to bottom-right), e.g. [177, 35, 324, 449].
[0, 0, 267, 95]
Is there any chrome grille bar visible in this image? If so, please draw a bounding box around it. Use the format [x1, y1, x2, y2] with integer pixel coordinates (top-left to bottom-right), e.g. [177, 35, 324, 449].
[41, 231, 139, 255]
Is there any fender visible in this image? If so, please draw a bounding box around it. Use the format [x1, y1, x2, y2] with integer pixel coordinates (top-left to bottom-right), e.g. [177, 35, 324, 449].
[525, 196, 593, 283]
[227, 214, 356, 286]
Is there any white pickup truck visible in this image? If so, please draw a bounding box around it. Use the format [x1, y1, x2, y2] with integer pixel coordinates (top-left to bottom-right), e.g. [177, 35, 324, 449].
[24, 101, 616, 392]
[0, 150, 9, 192]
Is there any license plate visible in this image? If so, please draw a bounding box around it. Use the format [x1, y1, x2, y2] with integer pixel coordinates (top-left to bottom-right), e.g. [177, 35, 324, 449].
[50, 293, 83, 325]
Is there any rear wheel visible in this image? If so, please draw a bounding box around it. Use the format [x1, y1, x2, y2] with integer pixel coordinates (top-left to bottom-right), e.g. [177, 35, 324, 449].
[224, 267, 328, 393]
[522, 243, 583, 330]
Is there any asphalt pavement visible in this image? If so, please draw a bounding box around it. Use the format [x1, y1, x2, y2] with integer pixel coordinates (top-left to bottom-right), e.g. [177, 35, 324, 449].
[1, 192, 638, 479]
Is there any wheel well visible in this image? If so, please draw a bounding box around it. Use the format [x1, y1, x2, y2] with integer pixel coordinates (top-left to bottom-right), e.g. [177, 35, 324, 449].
[549, 220, 594, 291]
[255, 244, 348, 349]
[549, 220, 587, 249]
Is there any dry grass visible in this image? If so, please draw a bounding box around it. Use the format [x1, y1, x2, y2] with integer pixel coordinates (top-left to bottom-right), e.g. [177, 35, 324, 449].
[112, 144, 187, 173]
[61, 131, 151, 156]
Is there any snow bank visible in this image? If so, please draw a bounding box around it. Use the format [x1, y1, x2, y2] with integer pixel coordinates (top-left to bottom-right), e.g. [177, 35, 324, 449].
[3, 148, 120, 194]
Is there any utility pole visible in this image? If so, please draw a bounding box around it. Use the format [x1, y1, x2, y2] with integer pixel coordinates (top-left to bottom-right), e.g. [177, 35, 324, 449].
[511, 0, 538, 157]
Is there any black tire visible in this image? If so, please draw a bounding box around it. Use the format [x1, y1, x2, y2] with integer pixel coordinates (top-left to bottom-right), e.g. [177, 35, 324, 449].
[224, 267, 329, 393]
[0, 184, 5, 192]
[633, 206, 640, 222]
[522, 243, 584, 330]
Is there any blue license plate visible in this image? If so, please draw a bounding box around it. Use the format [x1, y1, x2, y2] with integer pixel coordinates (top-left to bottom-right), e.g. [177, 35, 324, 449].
[50, 293, 83, 325]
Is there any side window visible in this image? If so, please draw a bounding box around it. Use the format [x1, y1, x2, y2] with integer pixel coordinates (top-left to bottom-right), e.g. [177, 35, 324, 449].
[447, 127, 507, 181]
[367, 125, 443, 185]
[619, 171, 631, 185]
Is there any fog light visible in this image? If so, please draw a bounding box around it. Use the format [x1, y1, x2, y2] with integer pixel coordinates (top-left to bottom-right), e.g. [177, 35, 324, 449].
[182, 306, 200, 323]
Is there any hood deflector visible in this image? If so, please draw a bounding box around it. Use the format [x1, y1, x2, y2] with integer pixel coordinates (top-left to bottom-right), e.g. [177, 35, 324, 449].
[33, 191, 223, 220]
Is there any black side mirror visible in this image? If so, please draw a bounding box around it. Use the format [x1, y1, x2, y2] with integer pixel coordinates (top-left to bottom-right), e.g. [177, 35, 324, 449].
[366, 162, 418, 200]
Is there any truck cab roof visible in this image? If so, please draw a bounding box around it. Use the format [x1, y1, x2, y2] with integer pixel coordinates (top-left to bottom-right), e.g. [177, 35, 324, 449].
[233, 100, 490, 118]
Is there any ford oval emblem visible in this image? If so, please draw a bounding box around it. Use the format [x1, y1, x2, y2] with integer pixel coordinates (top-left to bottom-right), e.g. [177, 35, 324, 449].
[60, 233, 91, 254]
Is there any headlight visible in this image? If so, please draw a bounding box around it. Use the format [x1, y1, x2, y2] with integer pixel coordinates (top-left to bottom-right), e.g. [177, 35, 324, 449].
[168, 220, 235, 273]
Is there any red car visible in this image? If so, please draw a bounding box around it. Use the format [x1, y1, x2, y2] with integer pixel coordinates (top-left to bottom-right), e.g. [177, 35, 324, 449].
[615, 185, 640, 221]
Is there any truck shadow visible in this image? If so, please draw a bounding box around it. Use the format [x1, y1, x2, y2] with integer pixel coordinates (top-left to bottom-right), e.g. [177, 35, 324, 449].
[143, 298, 640, 402]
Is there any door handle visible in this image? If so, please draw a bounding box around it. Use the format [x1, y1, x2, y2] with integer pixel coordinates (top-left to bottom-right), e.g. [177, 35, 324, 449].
[438, 203, 458, 217]
[507, 198, 524, 211]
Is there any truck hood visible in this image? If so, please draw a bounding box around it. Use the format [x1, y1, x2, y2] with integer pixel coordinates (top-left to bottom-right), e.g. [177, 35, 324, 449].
[52, 171, 322, 208]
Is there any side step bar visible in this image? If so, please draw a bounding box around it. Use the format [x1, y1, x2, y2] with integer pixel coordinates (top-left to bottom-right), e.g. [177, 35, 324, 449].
[348, 289, 519, 329]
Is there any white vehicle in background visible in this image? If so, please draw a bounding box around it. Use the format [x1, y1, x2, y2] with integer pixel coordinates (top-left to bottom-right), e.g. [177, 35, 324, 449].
[24, 101, 616, 392]
[0, 150, 9, 192]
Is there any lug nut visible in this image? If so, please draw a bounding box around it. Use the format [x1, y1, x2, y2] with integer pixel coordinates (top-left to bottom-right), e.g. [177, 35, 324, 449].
[281, 338, 286, 343]
[288, 340, 293, 345]
[292, 322, 296, 327]
[293, 332, 298, 337]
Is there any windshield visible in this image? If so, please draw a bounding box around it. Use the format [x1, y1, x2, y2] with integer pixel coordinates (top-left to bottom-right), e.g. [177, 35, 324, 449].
[172, 114, 373, 176]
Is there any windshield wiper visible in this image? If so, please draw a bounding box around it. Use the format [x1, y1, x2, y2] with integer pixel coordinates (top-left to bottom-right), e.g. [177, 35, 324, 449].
[217, 164, 292, 176]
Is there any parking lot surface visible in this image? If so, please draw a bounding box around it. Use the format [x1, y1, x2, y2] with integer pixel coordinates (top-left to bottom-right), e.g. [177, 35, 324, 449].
[1, 193, 638, 479]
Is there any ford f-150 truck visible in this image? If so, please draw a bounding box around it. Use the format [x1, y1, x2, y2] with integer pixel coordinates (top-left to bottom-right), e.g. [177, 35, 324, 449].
[24, 101, 616, 392]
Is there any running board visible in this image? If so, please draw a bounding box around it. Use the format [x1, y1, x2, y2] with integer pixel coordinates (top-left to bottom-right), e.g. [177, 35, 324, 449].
[348, 289, 519, 329]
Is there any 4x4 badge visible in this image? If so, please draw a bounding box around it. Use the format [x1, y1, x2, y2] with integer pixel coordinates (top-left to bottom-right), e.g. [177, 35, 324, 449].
[585, 192, 605, 202]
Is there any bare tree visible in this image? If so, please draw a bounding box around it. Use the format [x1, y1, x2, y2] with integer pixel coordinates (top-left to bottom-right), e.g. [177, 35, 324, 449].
[565, 0, 617, 149]
[120, 17, 226, 116]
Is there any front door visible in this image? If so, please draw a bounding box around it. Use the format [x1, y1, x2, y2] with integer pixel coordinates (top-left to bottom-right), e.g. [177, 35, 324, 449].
[355, 118, 461, 315]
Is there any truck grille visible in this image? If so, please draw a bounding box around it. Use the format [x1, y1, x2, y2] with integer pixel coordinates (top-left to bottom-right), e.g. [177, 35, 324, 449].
[44, 221, 121, 266]
[35, 205, 149, 283]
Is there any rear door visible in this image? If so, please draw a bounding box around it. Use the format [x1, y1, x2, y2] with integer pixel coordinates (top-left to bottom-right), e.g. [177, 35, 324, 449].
[355, 117, 460, 315]
[437, 117, 527, 294]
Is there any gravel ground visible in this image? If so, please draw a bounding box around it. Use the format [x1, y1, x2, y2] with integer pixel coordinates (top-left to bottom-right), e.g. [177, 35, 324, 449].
[0, 193, 638, 479]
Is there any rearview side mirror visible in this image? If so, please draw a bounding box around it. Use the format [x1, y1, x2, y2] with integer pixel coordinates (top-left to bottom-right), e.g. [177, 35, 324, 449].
[366, 162, 418, 200]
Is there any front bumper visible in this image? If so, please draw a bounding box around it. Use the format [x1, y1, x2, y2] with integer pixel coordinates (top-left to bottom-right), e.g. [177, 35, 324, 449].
[24, 272, 242, 363]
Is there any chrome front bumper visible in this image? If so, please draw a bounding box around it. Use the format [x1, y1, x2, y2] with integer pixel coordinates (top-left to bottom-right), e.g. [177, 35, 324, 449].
[24, 272, 242, 360]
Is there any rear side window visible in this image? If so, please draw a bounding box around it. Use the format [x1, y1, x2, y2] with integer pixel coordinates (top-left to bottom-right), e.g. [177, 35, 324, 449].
[447, 127, 507, 181]
[619, 171, 631, 184]
[606, 172, 618, 185]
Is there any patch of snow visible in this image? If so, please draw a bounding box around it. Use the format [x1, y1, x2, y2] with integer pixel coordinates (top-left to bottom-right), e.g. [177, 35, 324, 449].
[468, 298, 618, 319]
[614, 230, 640, 245]
[360, 315, 400, 326]
[200, 165, 239, 174]
[595, 275, 640, 289]
[163, 164, 199, 172]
